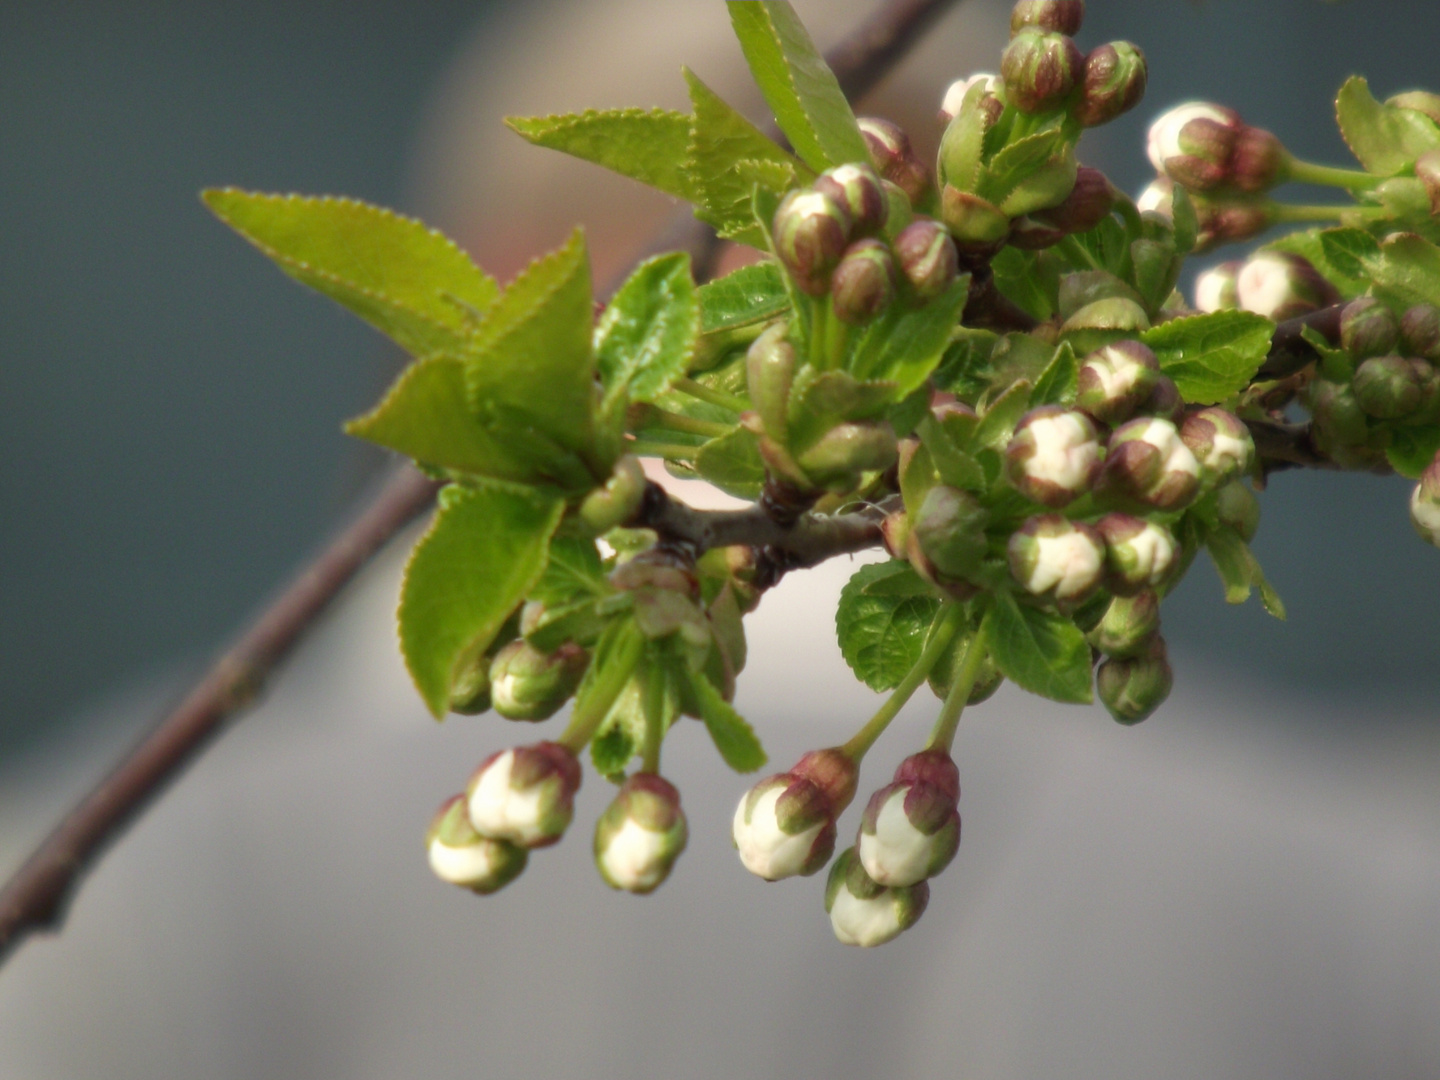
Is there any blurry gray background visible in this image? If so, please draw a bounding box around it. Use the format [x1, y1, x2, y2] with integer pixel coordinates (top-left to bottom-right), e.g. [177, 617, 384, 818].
[2, 2, 1439, 1078]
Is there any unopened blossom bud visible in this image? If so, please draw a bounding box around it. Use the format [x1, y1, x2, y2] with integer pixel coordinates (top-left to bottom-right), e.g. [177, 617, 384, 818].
[449, 651, 493, 716]
[1353, 355, 1427, 419]
[733, 770, 838, 881]
[929, 629, 1004, 704]
[1414, 150, 1440, 215]
[913, 485, 990, 582]
[1194, 261, 1242, 313]
[594, 774, 689, 895]
[1309, 379, 1370, 448]
[858, 117, 931, 207]
[1410, 454, 1440, 547]
[825, 847, 930, 948]
[1146, 102, 1239, 192]
[746, 322, 796, 443]
[1181, 407, 1254, 480]
[1230, 126, 1287, 193]
[940, 186, 1011, 246]
[1005, 406, 1103, 506]
[1099, 416, 1202, 510]
[1401, 304, 1440, 362]
[1007, 216, 1068, 251]
[1339, 297, 1401, 360]
[1194, 196, 1276, 251]
[858, 763, 961, 888]
[1001, 28, 1083, 114]
[1089, 590, 1161, 659]
[1216, 479, 1261, 542]
[1074, 42, 1147, 128]
[467, 742, 582, 849]
[1136, 177, 1175, 218]
[426, 795, 527, 894]
[1096, 513, 1178, 595]
[1236, 252, 1339, 321]
[939, 73, 1003, 123]
[792, 746, 862, 814]
[814, 163, 889, 239]
[1034, 166, 1117, 234]
[1387, 90, 1440, 127]
[1097, 636, 1174, 725]
[1141, 375, 1186, 425]
[1008, 513, 1106, 604]
[894, 218, 959, 298]
[772, 189, 852, 296]
[831, 239, 897, 324]
[1076, 340, 1161, 424]
[1010, 0, 1084, 36]
[1057, 270, 1141, 320]
[489, 640, 588, 722]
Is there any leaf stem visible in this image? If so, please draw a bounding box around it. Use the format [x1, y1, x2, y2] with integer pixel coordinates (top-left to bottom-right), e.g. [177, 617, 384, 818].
[1285, 157, 1381, 192]
[558, 622, 645, 753]
[926, 605, 993, 754]
[674, 377, 748, 414]
[641, 407, 734, 440]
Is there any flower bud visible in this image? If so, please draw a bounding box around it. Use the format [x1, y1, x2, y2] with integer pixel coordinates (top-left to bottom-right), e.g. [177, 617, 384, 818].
[792, 746, 862, 814]
[733, 771, 838, 881]
[594, 774, 688, 894]
[928, 629, 1004, 704]
[1074, 42, 1147, 128]
[1009, 0, 1084, 36]
[489, 640, 588, 722]
[1034, 166, 1117, 234]
[913, 485, 990, 582]
[1096, 636, 1174, 725]
[1099, 416, 1202, 510]
[1005, 406, 1103, 506]
[772, 189, 852, 296]
[1193, 196, 1276, 251]
[1140, 374, 1186, 425]
[1235, 252, 1339, 321]
[1230, 126, 1287, 193]
[814, 163, 889, 239]
[796, 421, 898, 491]
[1216, 479, 1261, 542]
[1308, 378, 1370, 448]
[1337, 297, 1400, 361]
[1008, 513, 1106, 604]
[746, 322, 796, 443]
[1007, 216, 1068, 251]
[858, 117, 931, 207]
[939, 73, 1004, 123]
[449, 651, 493, 716]
[1353, 355, 1427, 419]
[426, 795, 528, 894]
[1415, 150, 1440, 215]
[1096, 513, 1177, 595]
[831, 239, 897, 324]
[1181, 407, 1254, 480]
[940, 186, 1011, 246]
[858, 769, 961, 888]
[1146, 102, 1240, 192]
[1076, 340, 1161, 424]
[1136, 177, 1175, 218]
[1410, 454, 1440, 547]
[1387, 90, 1440, 127]
[578, 455, 646, 534]
[1001, 28, 1083, 114]
[1194, 261, 1242, 313]
[894, 218, 959, 298]
[1401, 304, 1440, 362]
[467, 742, 582, 849]
[825, 848, 930, 948]
[1089, 590, 1161, 659]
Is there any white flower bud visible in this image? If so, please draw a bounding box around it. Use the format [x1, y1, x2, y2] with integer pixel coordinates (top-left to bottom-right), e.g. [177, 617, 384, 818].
[1136, 177, 1174, 218]
[940, 72, 1002, 121]
[425, 795, 527, 894]
[1235, 252, 1337, 322]
[466, 742, 581, 850]
[825, 848, 930, 948]
[1008, 513, 1106, 603]
[732, 773, 837, 881]
[858, 779, 960, 888]
[1411, 455, 1440, 548]
[1146, 102, 1239, 190]
[1099, 417, 1202, 511]
[1005, 406, 1103, 507]
[594, 774, 688, 895]
[1096, 513, 1178, 594]
[1180, 407, 1254, 480]
[1194, 261, 1242, 313]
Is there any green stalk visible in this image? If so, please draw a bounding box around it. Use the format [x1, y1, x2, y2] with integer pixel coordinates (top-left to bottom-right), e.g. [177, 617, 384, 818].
[558, 622, 644, 753]
[674, 377, 747, 414]
[1285, 156, 1381, 192]
[639, 664, 666, 774]
[1270, 202, 1386, 224]
[642, 407, 733, 440]
[926, 606, 993, 754]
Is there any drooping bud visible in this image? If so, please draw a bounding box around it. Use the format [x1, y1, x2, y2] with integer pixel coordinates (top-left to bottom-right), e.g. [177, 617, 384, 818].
[467, 742, 582, 849]
[825, 847, 930, 948]
[1034, 166, 1117, 234]
[1194, 261, 1242, 313]
[772, 189, 852, 296]
[578, 456, 647, 536]
[831, 239, 898, 324]
[1096, 513, 1178, 595]
[814, 162, 889, 238]
[894, 218, 959, 298]
[941, 186, 1011, 246]
[1230, 126, 1287, 193]
[928, 627, 1004, 704]
[1074, 42, 1147, 128]
[1008, 513, 1106, 604]
[1308, 379, 1370, 448]
[746, 322, 796, 443]
[1410, 454, 1440, 547]
[939, 73, 1004, 123]
[1099, 416, 1203, 510]
[1353, 355, 1427, 419]
[1235, 252, 1339, 321]
[1001, 28, 1083, 114]
[1146, 102, 1240, 192]
[857, 117, 932, 207]
[1401, 304, 1440, 362]
[1181, 407, 1254, 481]
[489, 640, 588, 722]
[1096, 636, 1174, 725]
[913, 485, 990, 582]
[1215, 479, 1261, 542]
[1004, 406, 1103, 507]
[594, 774, 689, 895]
[1007, 216, 1068, 251]
[858, 757, 962, 887]
[1076, 340, 1161, 424]
[1338, 297, 1400, 360]
[1089, 590, 1161, 659]
[1009, 0, 1085, 36]
[426, 795, 528, 894]
[733, 771, 838, 881]
[1141, 374, 1186, 425]
[791, 746, 862, 815]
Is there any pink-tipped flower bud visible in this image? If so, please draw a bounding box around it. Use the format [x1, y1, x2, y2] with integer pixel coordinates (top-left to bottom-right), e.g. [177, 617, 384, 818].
[831, 239, 898, 324]
[1415, 150, 1440, 215]
[1096, 513, 1177, 595]
[1008, 513, 1106, 604]
[1309, 378, 1370, 448]
[1076, 340, 1161, 424]
[825, 847, 930, 947]
[858, 117, 932, 207]
[1089, 590, 1161, 659]
[1034, 166, 1117, 234]
[594, 774, 689, 894]
[858, 750, 962, 887]
[489, 640, 589, 722]
[1181, 407, 1254, 480]
[894, 218, 959, 298]
[1235, 252, 1339, 321]
[1230, 125, 1287, 193]
[1353, 355, 1429, 420]
[1074, 42, 1147, 128]
[1001, 28, 1083, 114]
[426, 795, 528, 894]
[1009, 0, 1085, 37]
[1099, 417, 1203, 510]
[1146, 102, 1240, 192]
[814, 162, 889, 239]
[1341, 297, 1402, 361]
[1141, 374, 1187, 425]
[1194, 261, 1243, 313]
[1096, 636, 1174, 725]
[913, 485, 991, 583]
[466, 742, 582, 849]
[1193, 196, 1277, 251]
[1216, 479, 1261, 542]
[578, 456, 646, 536]
[939, 73, 1004, 123]
[1410, 453, 1440, 547]
[1004, 406, 1103, 507]
[772, 189, 852, 296]
[733, 772, 838, 881]
[1401, 304, 1440, 363]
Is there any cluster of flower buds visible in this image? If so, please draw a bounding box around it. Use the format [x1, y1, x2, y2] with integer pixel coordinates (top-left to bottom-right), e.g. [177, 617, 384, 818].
[1137, 177, 1277, 252]
[1194, 250, 1340, 321]
[733, 748, 859, 881]
[998, 1, 1146, 126]
[1146, 102, 1288, 196]
[858, 117, 932, 210]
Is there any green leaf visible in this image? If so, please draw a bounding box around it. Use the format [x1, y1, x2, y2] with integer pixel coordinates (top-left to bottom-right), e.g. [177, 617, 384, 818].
[787, 370, 898, 452]
[1266, 228, 1377, 300]
[699, 261, 791, 334]
[990, 247, 1058, 322]
[531, 535, 608, 607]
[836, 563, 943, 692]
[685, 667, 766, 773]
[1388, 425, 1440, 479]
[1363, 232, 1440, 311]
[1170, 186, 1198, 256]
[693, 426, 766, 500]
[596, 252, 699, 404]
[847, 277, 971, 392]
[973, 379, 1033, 449]
[1030, 341, 1079, 407]
[1335, 76, 1440, 176]
[1205, 527, 1253, 605]
[857, 561, 935, 599]
[505, 109, 696, 200]
[591, 677, 645, 779]
[917, 413, 985, 492]
[934, 328, 1000, 401]
[989, 590, 1093, 704]
[399, 484, 565, 716]
[727, 1, 871, 173]
[1142, 310, 1275, 405]
[204, 190, 498, 357]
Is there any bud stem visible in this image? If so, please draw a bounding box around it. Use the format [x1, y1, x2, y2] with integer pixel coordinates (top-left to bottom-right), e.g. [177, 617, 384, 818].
[840, 603, 965, 762]
[1270, 202, 1386, 224]
[1283, 156, 1381, 192]
[640, 666, 667, 774]
[926, 605, 994, 754]
[674, 377, 748, 414]
[557, 621, 646, 753]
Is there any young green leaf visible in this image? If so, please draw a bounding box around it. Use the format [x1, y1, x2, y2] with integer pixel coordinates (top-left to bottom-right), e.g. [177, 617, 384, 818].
[1388, 426, 1440, 480]
[1143, 310, 1275, 405]
[1363, 232, 1440, 312]
[531, 535, 609, 607]
[988, 590, 1093, 705]
[917, 413, 986, 492]
[591, 677, 646, 779]
[595, 252, 699, 405]
[693, 426, 766, 500]
[1266, 228, 1377, 300]
[505, 109, 697, 201]
[699, 261, 791, 334]
[1030, 341, 1079, 408]
[857, 560, 935, 599]
[837, 563, 943, 692]
[727, 1, 871, 173]
[973, 379, 1034, 449]
[786, 371, 898, 452]
[399, 484, 566, 717]
[847, 277, 971, 392]
[1205, 527, 1254, 606]
[989, 248, 1058, 322]
[685, 667, 767, 773]
[1170, 185, 1198, 256]
[1335, 76, 1440, 177]
[204, 190, 498, 357]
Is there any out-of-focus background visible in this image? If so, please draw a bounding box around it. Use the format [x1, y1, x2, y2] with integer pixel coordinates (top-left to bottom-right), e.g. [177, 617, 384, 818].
[2, 2, 1439, 1077]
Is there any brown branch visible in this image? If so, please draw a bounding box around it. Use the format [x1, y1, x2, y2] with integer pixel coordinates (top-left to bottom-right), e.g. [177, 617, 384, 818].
[1245, 418, 1338, 474]
[1258, 303, 1344, 379]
